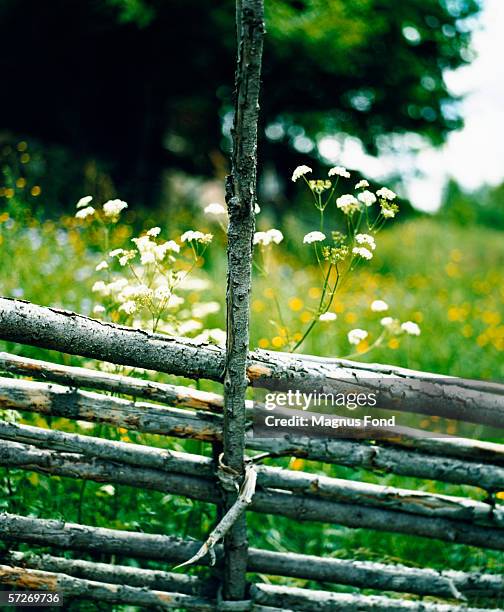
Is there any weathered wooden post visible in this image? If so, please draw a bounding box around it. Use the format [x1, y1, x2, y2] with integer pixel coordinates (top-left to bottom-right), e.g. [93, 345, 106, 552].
[222, 0, 265, 601]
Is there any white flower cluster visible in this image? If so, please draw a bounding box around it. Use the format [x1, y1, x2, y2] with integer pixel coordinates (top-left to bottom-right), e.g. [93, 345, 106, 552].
[380, 316, 421, 336]
[352, 247, 373, 260]
[328, 166, 350, 178]
[357, 190, 377, 206]
[103, 199, 128, 219]
[370, 299, 388, 312]
[204, 203, 227, 215]
[355, 180, 369, 190]
[75, 206, 95, 220]
[376, 187, 396, 201]
[130, 235, 180, 265]
[336, 194, 359, 215]
[348, 328, 368, 345]
[292, 165, 312, 182]
[319, 312, 337, 321]
[254, 229, 283, 246]
[401, 321, 421, 336]
[303, 231, 326, 244]
[74, 196, 128, 223]
[352, 233, 375, 260]
[181, 230, 213, 244]
[355, 233, 376, 249]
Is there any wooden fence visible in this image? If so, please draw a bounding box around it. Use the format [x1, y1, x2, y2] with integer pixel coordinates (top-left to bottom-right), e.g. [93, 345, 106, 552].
[0, 296, 504, 610]
[1, 1, 504, 609]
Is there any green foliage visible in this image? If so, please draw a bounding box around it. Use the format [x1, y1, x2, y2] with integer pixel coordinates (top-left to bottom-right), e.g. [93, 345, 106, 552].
[105, 0, 155, 27]
[0, 0, 481, 207]
[441, 178, 504, 229]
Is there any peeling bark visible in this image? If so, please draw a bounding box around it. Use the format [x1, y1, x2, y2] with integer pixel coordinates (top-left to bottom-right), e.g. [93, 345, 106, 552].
[1, 514, 503, 600]
[3, 350, 503, 466]
[0, 351, 224, 412]
[0, 565, 216, 610]
[2, 376, 504, 491]
[4, 551, 217, 596]
[250, 583, 496, 612]
[2, 441, 504, 549]
[1, 298, 503, 428]
[1, 423, 502, 529]
[0, 377, 222, 441]
[222, 0, 265, 600]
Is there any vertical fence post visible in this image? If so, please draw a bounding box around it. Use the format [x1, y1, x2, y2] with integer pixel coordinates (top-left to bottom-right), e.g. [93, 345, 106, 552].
[222, 0, 265, 601]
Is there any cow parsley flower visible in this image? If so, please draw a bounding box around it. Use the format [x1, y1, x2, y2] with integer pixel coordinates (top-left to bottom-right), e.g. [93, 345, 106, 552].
[267, 229, 284, 244]
[180, 230, 213, 244]
[147, 227, 161, 237]
[303, 231, 326, 244]
[93, 304, 106, 314]
[119, 283, 152, 306]
[381, 205, 397, 218]
[103, 199, 128, 218]
[254, 229, 283, 246]
[95, 260, 108, 271]
[292, 165, 312, 182]
[75, 206, 95, 219]
[118, 300, 137, 315]
[76, 195, 93, 209]
[107, 278, 128, 293]
[204, 203, 227, 215]
[92, 281, 107, 293]
[336, 194, 359, 214]
[319, 312, 337, 321]
[118, 250, 136, 266]
[155, 240, 180, 260]
[154, 285, 172, 301]
[401, 321, 421, 336]
[348, 328, 368, 345]
[355, 180, 369, 190]
[109, 248, 124, 257]
[352, 246, 373, 260]
[371, 299, 388, 312]
[328, 166, 350, 178]
[355, 233, 376, 250]
[357, 190, 377, 207]
[381, 317, 401, 334]
[377, 187, 397, 201]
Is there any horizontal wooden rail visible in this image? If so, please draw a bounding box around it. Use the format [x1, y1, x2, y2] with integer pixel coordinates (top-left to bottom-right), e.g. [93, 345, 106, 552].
[2, 377, 504, 491]
[5, 551, 216, 596]
[246, 435, 504, 491]
[2, 441, 504, 549]
[0, 377, 222, 441]
[0, 351, 225, 412]
[1, 422, 502, 528]
[0, 565, 216, 611]
[251, 583, 497, 612]
[2, 517, 503, 601]
[4, 564, 496, 612]
[1, 298, 503, 427]
[2, 351, 504, 466]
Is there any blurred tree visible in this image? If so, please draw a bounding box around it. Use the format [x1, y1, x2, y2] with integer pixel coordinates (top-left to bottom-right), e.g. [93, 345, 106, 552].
[440, 179, 504, 229]
[0, 0, 480, 207]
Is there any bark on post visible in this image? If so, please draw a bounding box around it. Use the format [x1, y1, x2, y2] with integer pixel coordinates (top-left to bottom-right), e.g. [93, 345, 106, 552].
[222, 0, 264, 601]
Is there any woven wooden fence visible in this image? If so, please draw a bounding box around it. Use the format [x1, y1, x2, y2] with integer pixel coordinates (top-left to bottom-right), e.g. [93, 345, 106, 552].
[0, 299, 504, 610]
[1, 1, 504, 609]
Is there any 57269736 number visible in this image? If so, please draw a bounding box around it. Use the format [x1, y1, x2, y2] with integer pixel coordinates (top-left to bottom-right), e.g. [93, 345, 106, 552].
[0, 591, 63, 607]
